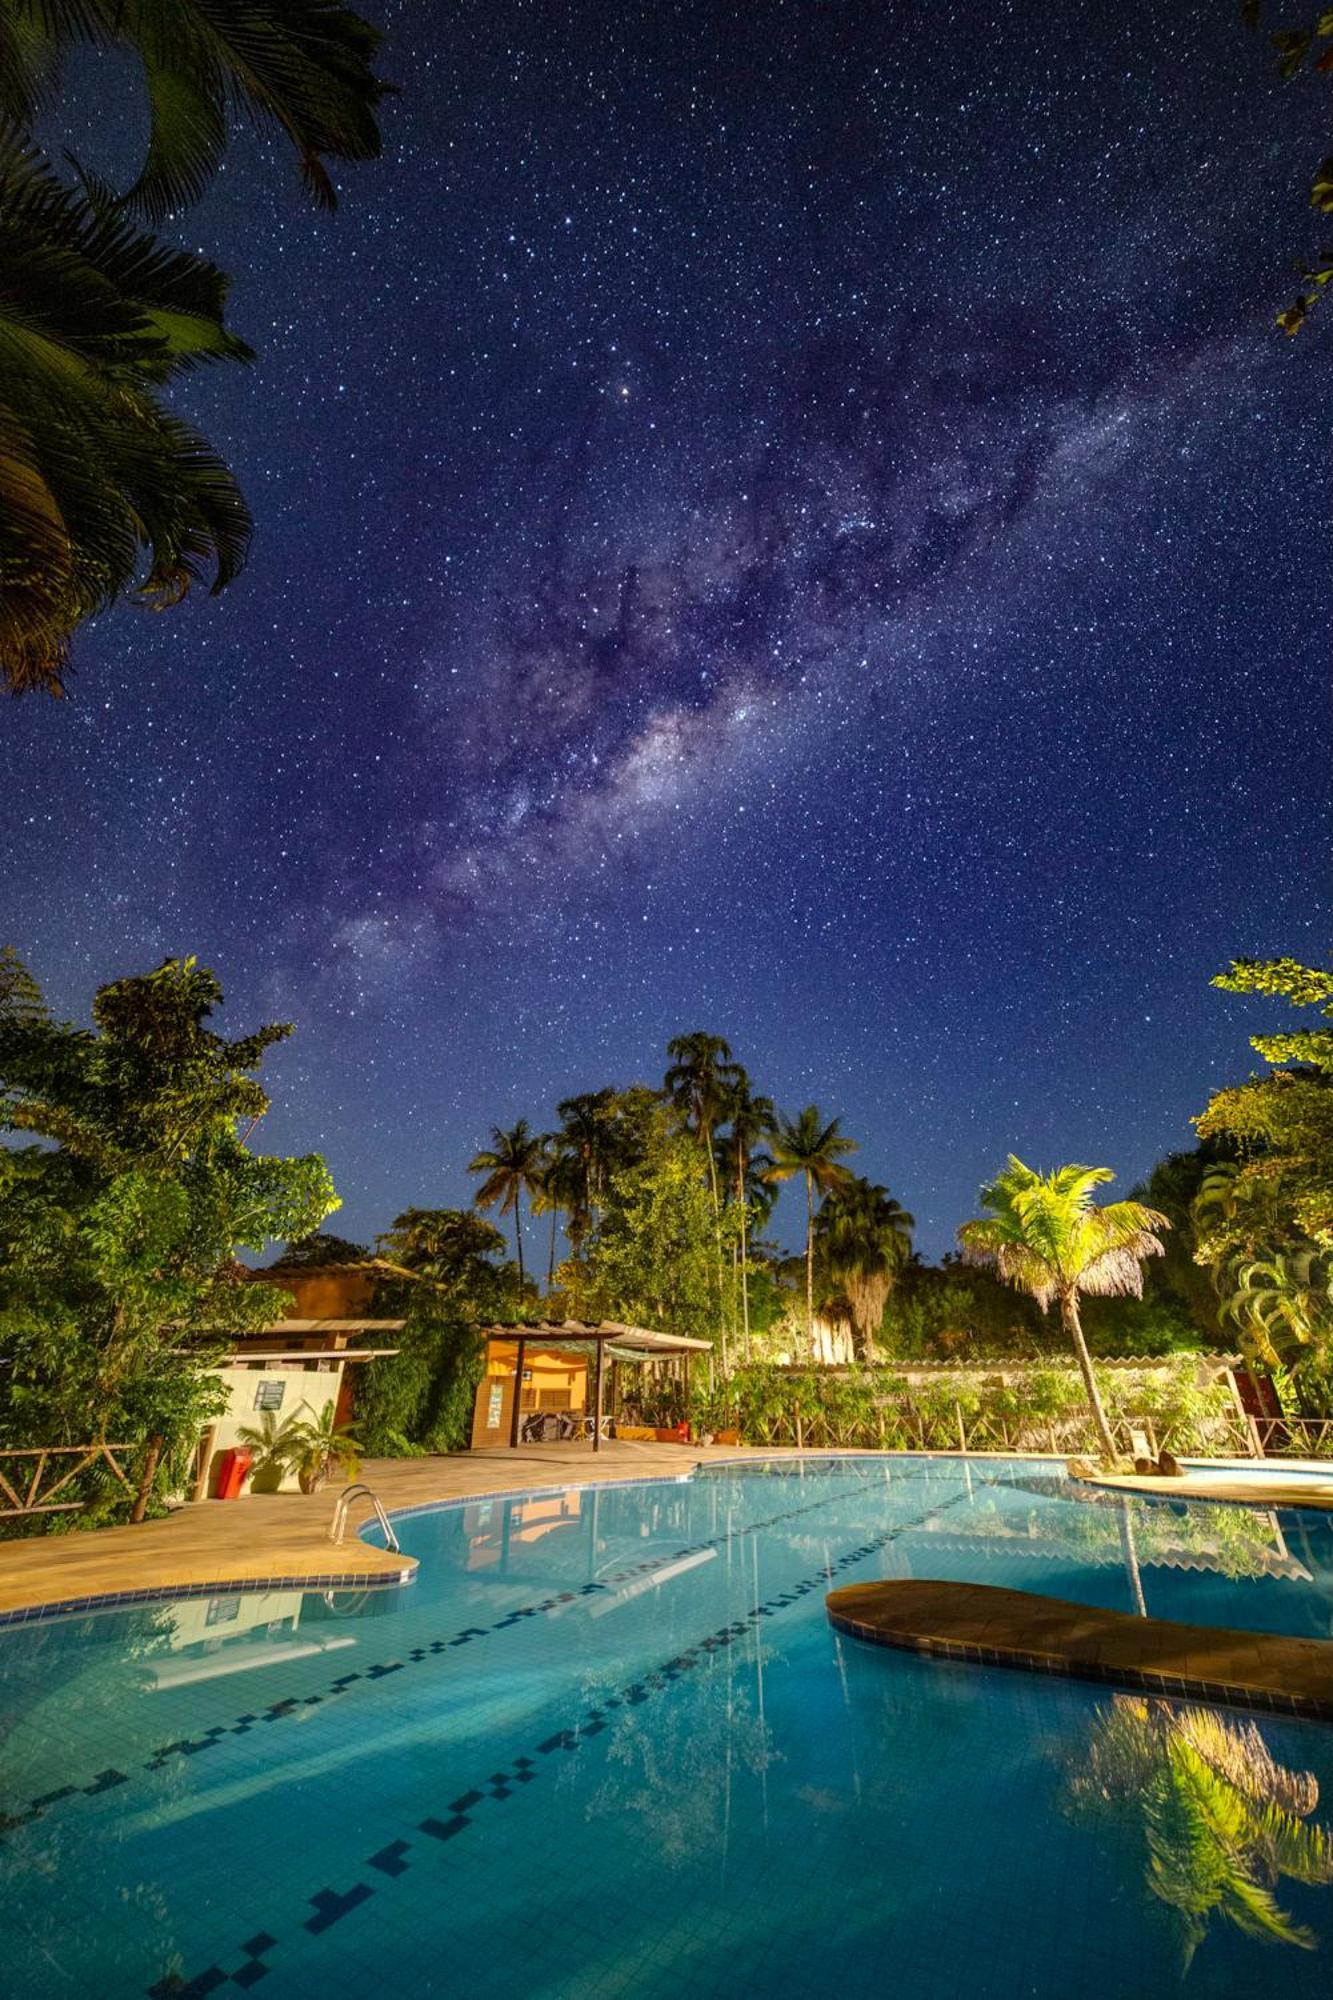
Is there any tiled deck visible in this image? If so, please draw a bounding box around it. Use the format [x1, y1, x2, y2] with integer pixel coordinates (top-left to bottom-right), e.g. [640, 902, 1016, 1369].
[0, 1442, 753, 1622]
[1078, 1462, 1333, 1510]
[826, 1578, 1333, 1719]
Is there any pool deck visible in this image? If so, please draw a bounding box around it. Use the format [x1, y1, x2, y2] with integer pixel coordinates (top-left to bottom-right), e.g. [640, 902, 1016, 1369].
[826, 1578, 1333, 1720]
[1077, 1460, 1333, 1512]
[0, 1442, 757, 1621]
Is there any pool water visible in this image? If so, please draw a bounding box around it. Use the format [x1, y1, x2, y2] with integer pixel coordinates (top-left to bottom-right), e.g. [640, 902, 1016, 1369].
[3, 1457, 1333, 1998]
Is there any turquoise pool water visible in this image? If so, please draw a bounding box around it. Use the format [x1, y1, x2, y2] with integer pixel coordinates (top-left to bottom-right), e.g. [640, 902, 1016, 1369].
[3, 1456, 1333, 1998]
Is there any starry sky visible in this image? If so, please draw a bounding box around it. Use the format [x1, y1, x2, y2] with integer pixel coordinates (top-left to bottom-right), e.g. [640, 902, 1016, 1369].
[2, 0, 1329, 1258]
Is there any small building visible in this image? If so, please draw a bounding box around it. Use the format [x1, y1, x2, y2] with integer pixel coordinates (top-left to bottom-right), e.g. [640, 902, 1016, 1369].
[191, 1259, 402, 1498]
[472, 1321, 714, 1451]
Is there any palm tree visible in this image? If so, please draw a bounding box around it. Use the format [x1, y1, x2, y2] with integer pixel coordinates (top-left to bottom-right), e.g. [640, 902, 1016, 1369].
[1068, 1697, 1333, 1968]
[719, 1076, 774, 1362]
[763, 1106, 857, 1355]
[0, 0, 390, 220]
[958, 1158, 1167, 1463]
[0, 2, 387, 691]
[814, 1177, 914, 1361]
[1223, 1246, 1333, 1390]
[665, 1035, 745, 1365]
[554, 1089, 624, 1254]
[468, 1120, 545, 1285]
[0, 132, 254, 694]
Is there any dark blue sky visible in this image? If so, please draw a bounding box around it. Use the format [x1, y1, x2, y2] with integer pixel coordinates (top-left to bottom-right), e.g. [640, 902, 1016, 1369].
[2, 0, 1328, 1256]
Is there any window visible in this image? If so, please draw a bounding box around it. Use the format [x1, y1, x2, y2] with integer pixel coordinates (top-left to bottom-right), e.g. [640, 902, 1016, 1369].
[253, 1379, 286, 1412]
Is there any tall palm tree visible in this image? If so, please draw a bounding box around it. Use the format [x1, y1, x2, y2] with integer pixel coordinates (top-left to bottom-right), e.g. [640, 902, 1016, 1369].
[814, 1176, 914, 1361]
[0, 0, 390, 219]
[468, 1120, 545, 1285]
[958, 1158, 1167, 1462]
[763, 1106, 857, 1355]
[553, 1089, 621, 1252]
[665, 1034, 743, 1364]
[719, 1076, 774, 1362]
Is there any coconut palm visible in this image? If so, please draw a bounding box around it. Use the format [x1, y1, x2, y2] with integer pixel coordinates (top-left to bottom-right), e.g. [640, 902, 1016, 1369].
[1068, 1696, 1333, 1969]
[554, 1089, 623, 1254]
[763, 1106, 857, 1355]
[664, 1033, 740, 1213]
[958, 1158, 1167, 1462]
[814, 1177, 914, 1361]
[719, 1076, 774, 1361]
[467, 1120, 545, 1285]
[0, 131, 255, 694]
[0, 0, 390, 220]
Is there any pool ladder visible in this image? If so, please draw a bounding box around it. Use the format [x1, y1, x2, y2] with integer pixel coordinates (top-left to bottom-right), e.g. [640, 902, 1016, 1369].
[329, 1481, 400, 1553]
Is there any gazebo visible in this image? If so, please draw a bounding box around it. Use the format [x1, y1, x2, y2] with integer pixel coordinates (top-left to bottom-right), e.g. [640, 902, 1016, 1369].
[474, 1321, 713, 1451]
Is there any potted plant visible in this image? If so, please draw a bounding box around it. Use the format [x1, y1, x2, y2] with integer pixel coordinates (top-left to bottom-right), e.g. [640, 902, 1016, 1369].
[235, 1409, 305, 1493]
[288, 1402, 361, 1493]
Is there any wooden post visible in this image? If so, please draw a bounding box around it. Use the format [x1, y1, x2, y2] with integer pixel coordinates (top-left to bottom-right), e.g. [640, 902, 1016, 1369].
[593, 1338, 605, 1454]
[508, 1339, 526, 1449]
[795, 1409, 804, 1452]
[191, 1425, 217, 1504]
[130, 1434, 164, 1524]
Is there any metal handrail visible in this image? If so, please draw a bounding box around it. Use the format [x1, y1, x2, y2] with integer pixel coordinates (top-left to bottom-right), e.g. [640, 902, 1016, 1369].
[329, 1481, 400, 1553]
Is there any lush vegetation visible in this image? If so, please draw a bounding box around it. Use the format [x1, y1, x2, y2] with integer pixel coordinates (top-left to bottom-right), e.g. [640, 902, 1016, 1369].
[0, 950, 337, 1524]
[3, 945, 1330, 1509]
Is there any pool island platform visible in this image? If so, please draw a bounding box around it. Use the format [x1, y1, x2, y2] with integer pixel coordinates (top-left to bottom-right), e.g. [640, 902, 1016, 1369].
[1075, 1459, 1333, 1512]
[826, 1577, 1333, 1720]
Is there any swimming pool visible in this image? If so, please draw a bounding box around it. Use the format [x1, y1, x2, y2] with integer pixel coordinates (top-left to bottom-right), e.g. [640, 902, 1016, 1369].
[3, 1456, 1332, 1997]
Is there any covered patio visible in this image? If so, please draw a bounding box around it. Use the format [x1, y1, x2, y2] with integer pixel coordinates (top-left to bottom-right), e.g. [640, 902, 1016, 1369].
[472, 1321, 713, 1451]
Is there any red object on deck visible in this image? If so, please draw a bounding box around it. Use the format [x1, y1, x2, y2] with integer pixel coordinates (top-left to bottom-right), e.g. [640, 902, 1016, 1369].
[213, 1446, 253, 1499]
[676, 1421, 691, 1443]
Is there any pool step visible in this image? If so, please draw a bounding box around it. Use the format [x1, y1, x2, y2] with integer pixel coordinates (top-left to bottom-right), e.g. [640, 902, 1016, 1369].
[826, 1579, 1333, 1721]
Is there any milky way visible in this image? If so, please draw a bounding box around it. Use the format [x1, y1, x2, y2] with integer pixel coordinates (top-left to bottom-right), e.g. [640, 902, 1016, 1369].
[1, 0, 1328, 1253]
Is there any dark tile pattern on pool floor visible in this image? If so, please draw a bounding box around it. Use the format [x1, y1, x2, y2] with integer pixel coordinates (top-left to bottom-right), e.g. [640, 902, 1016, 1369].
[143, 1490, 969, 1997]
[0, 1470, 896, 1849]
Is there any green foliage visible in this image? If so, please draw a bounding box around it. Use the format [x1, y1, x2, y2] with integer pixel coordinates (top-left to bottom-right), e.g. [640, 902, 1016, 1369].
[1241, 5, 1333, 334]
[698, 1358, 1240, 1456]
[352, 1205, 519, 1456]
[812, 1175, 913, 1358]
[0, 0, 388, 691]
[1197, 958, 1333, 1260]
[584, 1132, 722, 1344]
[0, 952, 337, 1524]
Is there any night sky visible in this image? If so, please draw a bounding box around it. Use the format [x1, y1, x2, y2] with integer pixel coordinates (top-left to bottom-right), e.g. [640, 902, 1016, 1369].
[2, 0, 1329, 1258]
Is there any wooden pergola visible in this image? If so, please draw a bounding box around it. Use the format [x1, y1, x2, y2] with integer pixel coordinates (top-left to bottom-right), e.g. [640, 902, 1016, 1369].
[477, 1321, 713, 1451]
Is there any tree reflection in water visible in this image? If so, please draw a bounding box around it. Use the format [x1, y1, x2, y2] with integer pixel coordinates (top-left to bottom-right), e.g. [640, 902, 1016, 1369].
[1068, 1696, 1333, 1969]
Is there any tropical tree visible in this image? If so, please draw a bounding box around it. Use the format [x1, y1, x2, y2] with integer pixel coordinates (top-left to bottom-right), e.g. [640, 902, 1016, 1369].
[1223, 1246, 1333, 1392]
[0, 0, 389, 691]
[718, 1074, 774, 1362]
[763, 1106, 857, 1355]
[468, 1118, 545, 1284]
[665, 1034, 743, 1359]
[958, 1159, 1168, 1463]
[814, 1177, 914, 1361]
[1195, 957, 1333, 1257]
[553, 1089, 621, 1246]
[0, 0, 390, 218]
[0, 952, 337, 1517]
[0, 132, 255, 695]
[1068, 1696, 1333, 1968]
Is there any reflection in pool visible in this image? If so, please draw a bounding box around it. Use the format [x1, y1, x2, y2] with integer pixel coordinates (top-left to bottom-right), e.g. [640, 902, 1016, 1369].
[2, 1456, 1332, 1997]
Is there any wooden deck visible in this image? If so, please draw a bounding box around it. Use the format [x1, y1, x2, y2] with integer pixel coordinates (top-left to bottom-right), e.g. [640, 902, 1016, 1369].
[826, 1578, 1333, 1719]
[0, 1442, 754, 1620]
